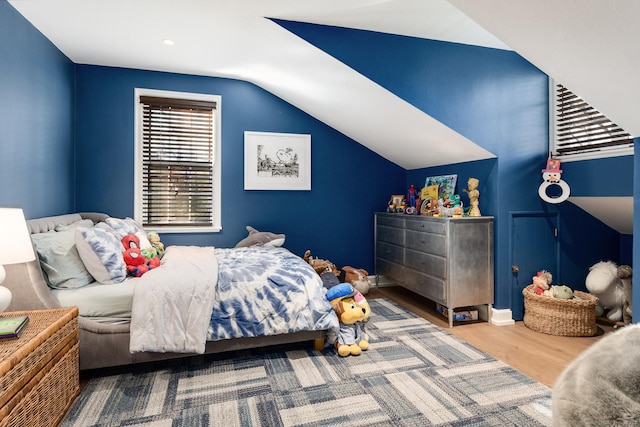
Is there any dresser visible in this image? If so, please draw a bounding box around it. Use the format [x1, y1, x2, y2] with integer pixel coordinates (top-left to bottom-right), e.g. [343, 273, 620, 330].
[0, 307, 79, 427]
[375, 213, 494, 327]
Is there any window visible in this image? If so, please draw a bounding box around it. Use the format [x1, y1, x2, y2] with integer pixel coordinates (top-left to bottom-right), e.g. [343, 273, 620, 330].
[134, 89, 221, 232]
[550, 81, 634, 160]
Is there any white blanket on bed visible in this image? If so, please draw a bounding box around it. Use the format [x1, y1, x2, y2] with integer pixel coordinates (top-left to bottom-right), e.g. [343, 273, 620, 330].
[129, 245, 218, 354]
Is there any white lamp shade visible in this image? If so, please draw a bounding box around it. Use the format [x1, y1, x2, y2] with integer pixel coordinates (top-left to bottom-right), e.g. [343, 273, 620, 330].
[0, 208, 36, 266]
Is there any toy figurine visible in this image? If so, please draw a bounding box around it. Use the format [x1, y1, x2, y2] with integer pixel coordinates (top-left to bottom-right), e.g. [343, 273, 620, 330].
[464, 178, 481, 217]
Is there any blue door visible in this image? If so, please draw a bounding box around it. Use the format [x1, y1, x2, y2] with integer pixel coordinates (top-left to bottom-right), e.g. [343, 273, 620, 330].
[511, 212, 560, 320]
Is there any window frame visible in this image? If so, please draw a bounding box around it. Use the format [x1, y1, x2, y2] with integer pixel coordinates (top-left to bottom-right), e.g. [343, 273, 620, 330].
[134, 88, 222, 233]
[549, 80, 634, 162]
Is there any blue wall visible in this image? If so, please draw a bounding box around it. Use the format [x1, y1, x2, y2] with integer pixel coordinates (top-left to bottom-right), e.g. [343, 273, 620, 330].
[279, 20, 632, 314]
[74, 65, 404, 269]
[0, 1, 76, 218]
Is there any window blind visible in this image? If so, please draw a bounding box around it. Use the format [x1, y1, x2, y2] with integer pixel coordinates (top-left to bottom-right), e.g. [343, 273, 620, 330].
[140, 96, 216, 227]
[553, 84, 633, 157]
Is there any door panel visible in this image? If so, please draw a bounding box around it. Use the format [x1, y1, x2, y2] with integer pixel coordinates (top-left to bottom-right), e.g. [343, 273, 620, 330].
[511, 213, 559, 320]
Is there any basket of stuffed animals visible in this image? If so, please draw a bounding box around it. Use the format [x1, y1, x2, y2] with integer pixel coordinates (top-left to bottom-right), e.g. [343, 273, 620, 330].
[522, 285, 598, 336]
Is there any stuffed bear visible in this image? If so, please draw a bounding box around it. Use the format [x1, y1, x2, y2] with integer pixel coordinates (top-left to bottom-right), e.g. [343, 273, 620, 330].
[326, 283, 370, 357]
[122, 234, 160, 277]
[340, 266, 371, 295]
[303, 250, 340, 277]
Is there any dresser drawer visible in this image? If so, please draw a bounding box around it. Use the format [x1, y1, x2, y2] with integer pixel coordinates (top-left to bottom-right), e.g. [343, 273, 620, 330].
[405, 231, 446, 256]
[403, 269, 446, 304]
[376, 241, 404, 265]
[405, 248, 446, 279]
[376, 214, 404, 228]
[405, 218, 446, 234]
[376, 225, 404, 246]
[375, 258, 405, 283]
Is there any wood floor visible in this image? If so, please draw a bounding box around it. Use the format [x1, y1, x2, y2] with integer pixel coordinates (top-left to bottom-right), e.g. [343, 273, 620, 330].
[368, 285, 614, 388]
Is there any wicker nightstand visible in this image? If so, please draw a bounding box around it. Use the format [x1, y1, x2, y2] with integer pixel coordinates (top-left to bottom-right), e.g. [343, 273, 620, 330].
[0, 307, 79, 427]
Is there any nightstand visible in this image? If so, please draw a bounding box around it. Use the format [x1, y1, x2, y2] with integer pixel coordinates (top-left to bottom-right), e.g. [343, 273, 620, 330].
[0, 307, 79, 426]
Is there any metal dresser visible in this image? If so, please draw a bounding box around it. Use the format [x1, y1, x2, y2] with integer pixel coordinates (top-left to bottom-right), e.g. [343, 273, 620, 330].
[375, 213, 494, 327]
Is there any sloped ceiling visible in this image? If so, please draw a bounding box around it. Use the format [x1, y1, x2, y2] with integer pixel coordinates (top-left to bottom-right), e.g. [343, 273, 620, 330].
[8, 0, 637, 232]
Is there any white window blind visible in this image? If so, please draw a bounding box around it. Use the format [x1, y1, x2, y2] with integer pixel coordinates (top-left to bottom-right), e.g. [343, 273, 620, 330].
[552, 83, 633, 158]
[139, 95, 216, 228]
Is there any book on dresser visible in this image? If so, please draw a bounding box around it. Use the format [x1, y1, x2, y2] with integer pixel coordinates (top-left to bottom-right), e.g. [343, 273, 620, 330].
[0, 315, 29, 339]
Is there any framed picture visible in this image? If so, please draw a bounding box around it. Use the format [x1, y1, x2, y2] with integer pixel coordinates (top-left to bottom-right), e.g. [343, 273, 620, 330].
[244, 131, 311, 190]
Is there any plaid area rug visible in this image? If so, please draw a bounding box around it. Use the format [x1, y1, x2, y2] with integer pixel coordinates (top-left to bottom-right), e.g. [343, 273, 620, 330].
[61, 298, 552, 426]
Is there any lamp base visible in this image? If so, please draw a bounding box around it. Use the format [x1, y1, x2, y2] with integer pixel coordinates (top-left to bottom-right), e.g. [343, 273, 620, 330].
[0, 286, 11, 312]
[0, 265, 11, 312]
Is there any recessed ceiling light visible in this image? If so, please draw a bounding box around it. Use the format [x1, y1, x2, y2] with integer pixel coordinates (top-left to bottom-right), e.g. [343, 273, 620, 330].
[163, 39, 175, 46]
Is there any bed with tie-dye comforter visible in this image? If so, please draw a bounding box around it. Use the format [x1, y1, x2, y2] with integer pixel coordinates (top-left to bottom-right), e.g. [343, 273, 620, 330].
[130, 245, 339, 353]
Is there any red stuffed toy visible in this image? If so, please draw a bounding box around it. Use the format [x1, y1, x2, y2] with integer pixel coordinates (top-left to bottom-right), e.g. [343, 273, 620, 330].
[122, 234, 160, 277]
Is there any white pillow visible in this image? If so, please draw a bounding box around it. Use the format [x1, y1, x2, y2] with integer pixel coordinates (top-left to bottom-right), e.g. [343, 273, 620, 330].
[75, 223, 127, 285]
[105, 217, 152, 249]
[31, 230, 94, 289]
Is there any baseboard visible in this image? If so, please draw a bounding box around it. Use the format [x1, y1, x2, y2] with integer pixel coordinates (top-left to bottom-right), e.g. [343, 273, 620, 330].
[490, 308, 516, 326]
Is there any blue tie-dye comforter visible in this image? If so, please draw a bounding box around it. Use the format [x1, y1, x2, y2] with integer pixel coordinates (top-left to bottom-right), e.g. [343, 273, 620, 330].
[207, 246, 339, 341]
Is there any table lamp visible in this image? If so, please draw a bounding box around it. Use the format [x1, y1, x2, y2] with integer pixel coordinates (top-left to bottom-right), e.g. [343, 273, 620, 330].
[0, 208, 36, 312]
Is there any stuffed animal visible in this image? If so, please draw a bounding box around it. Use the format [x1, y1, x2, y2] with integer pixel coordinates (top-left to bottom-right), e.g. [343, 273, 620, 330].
[121, 234, 160, 277]
[585, 261, 625, 322]
[326, 283, 370, 357]
[235, 226, 285, 248]
[531, 270, 552, 295]
[340, 266, 371, 295]
[303, 250, 340, 277]
[147, 231, 165, 258]
[550, 285, 575, 299]
[617, 264, 633, 325]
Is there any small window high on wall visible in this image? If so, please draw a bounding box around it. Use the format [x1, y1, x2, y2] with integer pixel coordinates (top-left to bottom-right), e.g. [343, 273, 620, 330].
[135, 88, 221, 232]
[550, 81, 634, 160]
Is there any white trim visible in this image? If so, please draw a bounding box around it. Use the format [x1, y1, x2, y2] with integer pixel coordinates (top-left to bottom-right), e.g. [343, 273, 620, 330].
[490, 308, 515, 326]
[134, 88, 222, 233]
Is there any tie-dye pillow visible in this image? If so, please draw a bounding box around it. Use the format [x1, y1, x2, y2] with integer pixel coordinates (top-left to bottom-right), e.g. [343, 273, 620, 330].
[75, 223, 127, 285]
[105, 217, 152, 249]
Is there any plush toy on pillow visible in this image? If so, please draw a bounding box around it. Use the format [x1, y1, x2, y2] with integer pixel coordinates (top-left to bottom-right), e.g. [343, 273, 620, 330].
[326, 283, 370, 357]
[147, 231, 165, 258]
[121, 234, 160, 277]
[235, 226, 285, 248]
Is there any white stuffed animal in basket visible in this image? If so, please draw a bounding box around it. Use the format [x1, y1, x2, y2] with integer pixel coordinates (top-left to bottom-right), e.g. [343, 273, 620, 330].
[585, 261, 625, 322]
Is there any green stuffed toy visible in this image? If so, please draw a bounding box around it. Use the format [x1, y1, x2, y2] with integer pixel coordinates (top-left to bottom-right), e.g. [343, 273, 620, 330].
[551, 285, 576, 300]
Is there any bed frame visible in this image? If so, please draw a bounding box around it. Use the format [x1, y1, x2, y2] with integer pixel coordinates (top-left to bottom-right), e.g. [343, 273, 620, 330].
[3, 212, 325, 371]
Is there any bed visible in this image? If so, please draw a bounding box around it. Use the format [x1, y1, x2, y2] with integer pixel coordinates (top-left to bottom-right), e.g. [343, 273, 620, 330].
[3, 213, 339, 370]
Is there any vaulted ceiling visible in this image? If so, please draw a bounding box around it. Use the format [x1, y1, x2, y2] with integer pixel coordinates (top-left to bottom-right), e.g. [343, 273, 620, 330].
[9, 0, 638, 232]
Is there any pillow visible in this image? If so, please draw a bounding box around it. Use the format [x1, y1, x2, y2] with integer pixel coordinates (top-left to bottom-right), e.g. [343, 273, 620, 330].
[105, 217, 152, 249]
[31, 230, 94, 289]
[75, 223, 127, 285]
[54, 219, 94, 232]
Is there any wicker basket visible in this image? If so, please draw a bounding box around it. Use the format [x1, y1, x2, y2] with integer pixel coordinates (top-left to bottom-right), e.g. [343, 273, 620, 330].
[522, 285, 598, 336]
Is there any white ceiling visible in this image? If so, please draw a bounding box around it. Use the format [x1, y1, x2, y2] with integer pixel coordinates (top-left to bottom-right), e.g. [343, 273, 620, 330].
[8, 0, 637, 232]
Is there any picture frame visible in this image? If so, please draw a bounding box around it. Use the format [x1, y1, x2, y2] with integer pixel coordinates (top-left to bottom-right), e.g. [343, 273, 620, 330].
[244, 131, 311, 190]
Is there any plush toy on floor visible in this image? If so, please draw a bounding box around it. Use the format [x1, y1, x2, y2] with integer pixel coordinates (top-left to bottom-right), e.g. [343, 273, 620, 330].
[617, 264, 633, 325]
[303, 250, 341, 289]
[340, 266, 371, 295]
[326, 283, 370, 357]
[585, 260, 626, 322]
